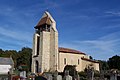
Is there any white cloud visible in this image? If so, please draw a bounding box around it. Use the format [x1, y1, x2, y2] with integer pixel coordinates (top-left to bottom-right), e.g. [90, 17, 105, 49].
[44, 0, 59, 8]
[0, 27, 32, 42]
[0, 27, 32, 50]
[105, 11, 120, 16]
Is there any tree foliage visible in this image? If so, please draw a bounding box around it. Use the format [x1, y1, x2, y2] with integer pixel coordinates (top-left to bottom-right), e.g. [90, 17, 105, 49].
[0, 47, 120, 72]
[99, 60, 109, 70]
[89, 56, 93, 59]
[0, 49, 4, 54]
[0, 47, 32, 72]
[108, 55, 120, 70]
[98, 55, 120, 71]
[17, 47, 32, 71]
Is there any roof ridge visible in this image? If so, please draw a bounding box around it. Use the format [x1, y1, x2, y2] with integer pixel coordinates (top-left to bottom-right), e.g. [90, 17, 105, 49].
[59, 47, 86, 55]
[81, 57, 99, 63]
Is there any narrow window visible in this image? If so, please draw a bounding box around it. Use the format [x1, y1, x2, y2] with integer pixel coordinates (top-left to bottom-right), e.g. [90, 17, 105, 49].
[64, 58, 66, 65]
[78, 59, 80, 65]
[37, 36, 40, 55]
[35, 60, 39, 73]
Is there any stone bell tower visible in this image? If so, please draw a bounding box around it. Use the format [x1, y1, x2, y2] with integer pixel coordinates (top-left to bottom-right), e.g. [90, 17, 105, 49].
[31, 11, 58, 73]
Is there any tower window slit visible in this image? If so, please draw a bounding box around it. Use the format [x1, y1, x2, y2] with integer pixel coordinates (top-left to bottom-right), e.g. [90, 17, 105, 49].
[35, 60, 39, 73]
[78, 59, 80, 65]
[37, 36, 40, 55]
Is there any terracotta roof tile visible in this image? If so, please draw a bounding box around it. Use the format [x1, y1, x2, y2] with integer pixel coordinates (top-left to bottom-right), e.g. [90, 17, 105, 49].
[81, 57, 99, 63]
[35, 16, 51, 29]
[59, 47, 86, 55]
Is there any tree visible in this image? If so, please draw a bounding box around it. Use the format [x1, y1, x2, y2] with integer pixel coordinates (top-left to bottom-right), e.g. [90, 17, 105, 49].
[17, 47, 32, 71]
[108, 55, 120, 70]
[0, 49, 4, 54]
[0, 49, 4, 57]
[99, 60, 109, 70]
[89, 56, 93, 59]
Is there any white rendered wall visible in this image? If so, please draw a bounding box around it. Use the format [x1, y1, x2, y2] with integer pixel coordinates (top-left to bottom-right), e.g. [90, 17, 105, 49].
[59, 52, 99, 72]
[0, 65, 11, 74]
[59, 52, 85, 72]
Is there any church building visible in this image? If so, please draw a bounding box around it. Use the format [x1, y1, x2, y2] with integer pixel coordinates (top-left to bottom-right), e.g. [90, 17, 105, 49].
[31, 11, 99, 73]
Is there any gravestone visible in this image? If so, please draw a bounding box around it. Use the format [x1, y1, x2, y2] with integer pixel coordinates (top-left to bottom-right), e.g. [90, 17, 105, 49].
[75, 74, 80, 80]
[63, 70, 72, 80]
[64, 75, 72, 80]
[44, 73, 53, 80]
[99, 70, 105, 80]
[65, 70, 69, 76]
[110, 73, 117, 80]
[86, 67, 94, 80]
[110, 70, 117, 80]
[57, 75, 62, 80]
[47, 74, 53, 80]
[54, 70, 59, 80]
[35, 76, 47, 80]
[110, 74, 117, 80]
[20, 71, 26, 78]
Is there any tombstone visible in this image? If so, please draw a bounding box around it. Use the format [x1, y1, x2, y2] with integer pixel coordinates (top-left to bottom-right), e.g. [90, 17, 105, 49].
[110, 74, 117, 80]
[44, 73, 53, 80]
[47, 74, 53, 80]
[35, 76, 47, 80]
[105, 78, 108, 80]
[54, 70, 59, 80]
[110, 70, 117, 80]
[73, 72, 80, 80]
[117, 75, 120, 80]
[76, 74, 80, 80]
[86, 67, 94, 80]
[65, 70, 69, 76]
[64, 75, 72, 80]
[57, 75, 62, 80]
[99, 70, 105, 80]
[63, 70, 72, 80]
[110, 75, 117, 80]
[20, 71, 26, 78]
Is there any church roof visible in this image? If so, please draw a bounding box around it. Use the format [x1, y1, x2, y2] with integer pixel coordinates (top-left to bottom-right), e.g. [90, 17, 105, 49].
[0, 57, 14, 65]
[59, 47, 86, 55]
[81, 57, 99, 63]
[35, 16, 52, 29]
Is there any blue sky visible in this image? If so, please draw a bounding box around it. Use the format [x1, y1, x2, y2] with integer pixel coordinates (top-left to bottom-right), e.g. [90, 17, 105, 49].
[0, 0, 120, 60]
